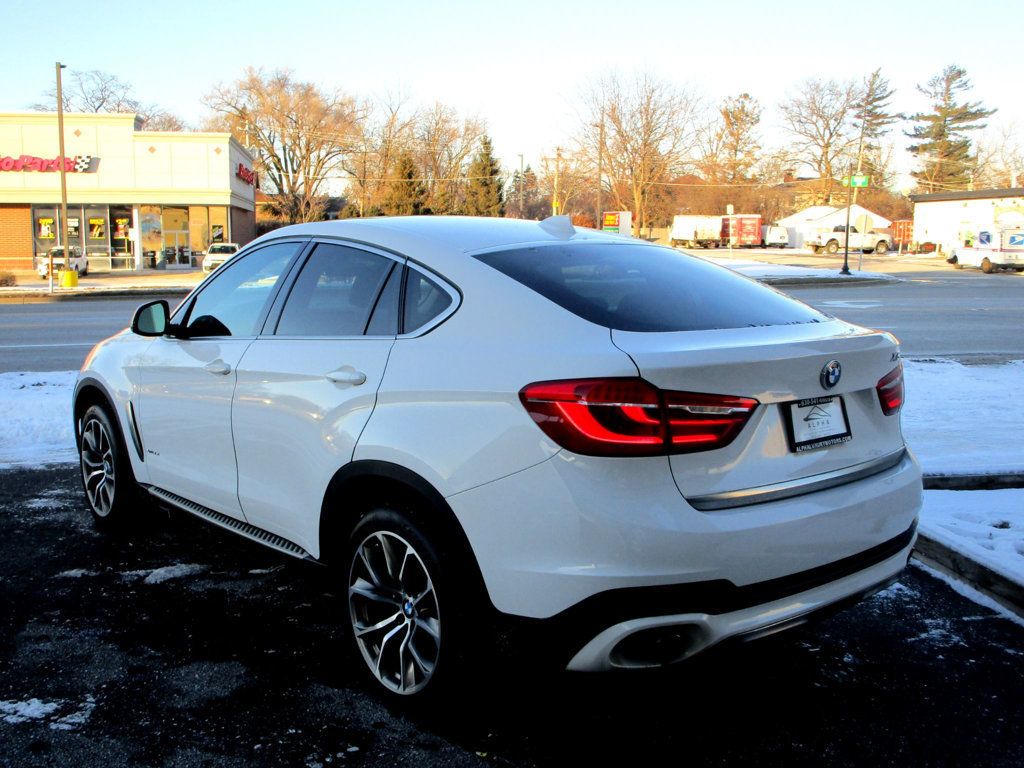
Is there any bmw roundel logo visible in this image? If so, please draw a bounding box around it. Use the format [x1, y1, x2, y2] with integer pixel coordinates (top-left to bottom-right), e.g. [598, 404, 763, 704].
[820, 360, 842, 390]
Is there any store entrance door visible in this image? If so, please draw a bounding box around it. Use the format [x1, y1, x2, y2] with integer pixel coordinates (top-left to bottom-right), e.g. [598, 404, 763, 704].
[163, 231, 192, 268]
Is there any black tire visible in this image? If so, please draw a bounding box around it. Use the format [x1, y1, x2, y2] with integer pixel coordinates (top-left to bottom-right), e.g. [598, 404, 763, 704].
[825, 240, 839, 255]
[981, 257, 995, 274]
[78, 404, 139, 527]
[344, 506, 479, 702]
[809, 246, 820, 254]
[874, 241, 889, 255]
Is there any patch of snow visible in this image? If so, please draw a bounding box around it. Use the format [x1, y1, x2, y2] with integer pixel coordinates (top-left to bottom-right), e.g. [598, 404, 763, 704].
[0, 371, 78, 469]
[708, 256, 896, 283]
[121, 563, 207, 584]
[0, 698, 61, 724]
[920, 489, 1024, 588]
[911, 561, 1024, 629]
[56, 569, 98, 578]
[902, 359, 1024, 476]
[49, 695, 96, 731]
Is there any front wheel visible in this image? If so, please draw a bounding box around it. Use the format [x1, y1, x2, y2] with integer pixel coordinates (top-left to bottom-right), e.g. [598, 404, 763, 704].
[79, 404, 137, 526]
[347, 509, 460, 700]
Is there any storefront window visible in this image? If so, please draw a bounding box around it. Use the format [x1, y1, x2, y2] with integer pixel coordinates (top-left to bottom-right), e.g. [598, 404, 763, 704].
[189, 206, 210, 255]
[140, 205, 163, 267]
[209, 206, 228, 244]
[162, 206, 190, 267]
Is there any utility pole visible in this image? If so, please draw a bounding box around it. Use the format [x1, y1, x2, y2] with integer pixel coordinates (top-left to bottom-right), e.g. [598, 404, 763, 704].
[53, 62, 69, 294]
[594, 117, 604, 229]
[552, 147, 562, 216]
[851, 118, 867, 272]
[517, 153, 524, 218]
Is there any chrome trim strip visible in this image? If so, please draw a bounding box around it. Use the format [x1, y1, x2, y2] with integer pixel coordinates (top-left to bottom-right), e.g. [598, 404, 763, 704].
[147, 486, 313, 560]
[686, 449, 908, 511]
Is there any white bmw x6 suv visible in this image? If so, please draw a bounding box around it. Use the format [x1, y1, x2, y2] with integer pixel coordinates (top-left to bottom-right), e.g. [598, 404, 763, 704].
[75, 216, 921, 699]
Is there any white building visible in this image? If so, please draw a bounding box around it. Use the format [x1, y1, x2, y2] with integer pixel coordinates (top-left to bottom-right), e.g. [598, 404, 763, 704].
[776, 204, 892, 249]
[910, 188, 1024, 253]
[0, 112, 255, 272]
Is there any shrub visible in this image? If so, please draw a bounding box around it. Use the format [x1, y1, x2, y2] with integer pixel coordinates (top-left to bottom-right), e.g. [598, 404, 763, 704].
[0, 270, 16, 287]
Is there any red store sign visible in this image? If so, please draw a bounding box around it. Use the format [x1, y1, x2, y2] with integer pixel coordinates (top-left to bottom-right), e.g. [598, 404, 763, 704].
[236, 163, 256, 186]
[0, 154, 95, 172]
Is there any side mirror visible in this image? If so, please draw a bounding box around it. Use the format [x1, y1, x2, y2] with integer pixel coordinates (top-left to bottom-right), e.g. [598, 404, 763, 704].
[131, 300, 170, 337]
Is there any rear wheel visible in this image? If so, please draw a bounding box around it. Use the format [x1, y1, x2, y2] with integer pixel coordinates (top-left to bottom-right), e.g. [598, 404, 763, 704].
[346, 507, 473, 701]
[874, 241, 889, 255]
[825, 240, 839, 255]
[981, 257, 995, 274]
[78, 404, 137, 526]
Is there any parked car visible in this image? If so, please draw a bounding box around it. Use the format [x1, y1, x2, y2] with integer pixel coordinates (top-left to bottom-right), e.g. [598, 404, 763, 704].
[36, 245, 88, 279]
[761, 224, 789, 248]
[75, 216, 921, 700]
[806, 225, 892, 255]
[202, 242, 240, 272]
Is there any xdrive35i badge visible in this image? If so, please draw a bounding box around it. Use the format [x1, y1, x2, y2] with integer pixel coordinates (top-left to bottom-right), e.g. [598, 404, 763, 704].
[820, 360, 842, 389]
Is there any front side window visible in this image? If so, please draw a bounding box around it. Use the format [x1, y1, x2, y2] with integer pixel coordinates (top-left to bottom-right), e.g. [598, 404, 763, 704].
[275, 243, 396, 337]
[184, 241, 300, 338]
[474, 243, 826, 333]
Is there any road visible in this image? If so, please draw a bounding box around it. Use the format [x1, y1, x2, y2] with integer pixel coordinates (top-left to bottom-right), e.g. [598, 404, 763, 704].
[1, 466, 1022, 767]
[0, 296, 182, 373]
[788, 269, 1024, 362]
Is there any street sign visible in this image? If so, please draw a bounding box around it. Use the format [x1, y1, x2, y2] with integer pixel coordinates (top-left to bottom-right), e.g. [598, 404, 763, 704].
[842, 175, 870, 188]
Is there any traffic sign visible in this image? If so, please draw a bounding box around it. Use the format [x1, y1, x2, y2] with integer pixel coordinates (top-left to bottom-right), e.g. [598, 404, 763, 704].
[842, 174, 870, 188]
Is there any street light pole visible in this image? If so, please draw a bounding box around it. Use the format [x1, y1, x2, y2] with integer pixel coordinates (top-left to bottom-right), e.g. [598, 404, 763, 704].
[594, 117, 604, 229]
[54, 62, 69, 294]
[841, 161, 853, 275]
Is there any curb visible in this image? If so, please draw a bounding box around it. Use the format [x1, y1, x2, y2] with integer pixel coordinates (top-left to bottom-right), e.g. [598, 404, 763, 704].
[0, 287, 192, 304]
[912, 533, 1024, 619]
[923, 473, 1024, 491]
[759, 276, 899, 287]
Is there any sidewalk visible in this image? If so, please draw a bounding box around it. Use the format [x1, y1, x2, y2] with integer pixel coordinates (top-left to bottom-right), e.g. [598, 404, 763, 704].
[707, 247, 953, 277]
[0, 269, 203, 303]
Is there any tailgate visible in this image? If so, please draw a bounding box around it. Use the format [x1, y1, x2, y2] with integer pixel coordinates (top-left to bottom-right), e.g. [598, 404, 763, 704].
[612, 320, 906, 501]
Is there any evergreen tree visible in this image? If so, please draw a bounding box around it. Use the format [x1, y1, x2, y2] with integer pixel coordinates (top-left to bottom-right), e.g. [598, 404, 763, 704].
[380, 151, 429, 216]
[463, 136, 504, 217]
[906, 65, 995, 190]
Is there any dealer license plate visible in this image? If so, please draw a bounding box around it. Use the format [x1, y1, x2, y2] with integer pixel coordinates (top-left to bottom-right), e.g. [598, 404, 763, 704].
[784, 396, 851, 453]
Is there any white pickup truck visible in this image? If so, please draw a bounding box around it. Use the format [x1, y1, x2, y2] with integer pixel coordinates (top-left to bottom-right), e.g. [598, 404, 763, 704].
[806, 225, 892, 255]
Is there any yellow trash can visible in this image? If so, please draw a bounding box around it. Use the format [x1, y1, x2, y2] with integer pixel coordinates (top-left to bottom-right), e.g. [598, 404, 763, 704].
[59, 269, 79, 288]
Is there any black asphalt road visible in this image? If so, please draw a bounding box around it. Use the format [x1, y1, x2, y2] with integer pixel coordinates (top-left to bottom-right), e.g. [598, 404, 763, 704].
[2, 466, 1022, 767]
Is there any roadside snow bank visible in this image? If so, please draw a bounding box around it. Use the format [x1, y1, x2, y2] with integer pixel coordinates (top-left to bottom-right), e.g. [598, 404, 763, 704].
[902, 359, 1024, 476]
[921, 489, 1024, 588]
[0, 371, 77, 469]
[709, 256, 896, 283]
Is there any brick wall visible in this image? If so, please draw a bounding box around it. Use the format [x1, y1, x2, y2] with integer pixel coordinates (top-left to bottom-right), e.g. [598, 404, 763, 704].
[230, 206, 255, 247]
[0, 204, 33, 271]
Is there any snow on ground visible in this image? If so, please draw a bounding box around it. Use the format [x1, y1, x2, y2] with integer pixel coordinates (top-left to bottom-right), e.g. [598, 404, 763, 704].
[119, 564, 208, 584]
[920, 489, 1024, 588]
[0, 695, 96, 730]
[902, 359, 1024, 476]
[0, 371, 77, 469]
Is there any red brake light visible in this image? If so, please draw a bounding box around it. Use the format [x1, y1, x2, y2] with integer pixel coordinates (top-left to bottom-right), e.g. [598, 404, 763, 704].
[876, 363, 904, 415]
[519, 378, 758, 457]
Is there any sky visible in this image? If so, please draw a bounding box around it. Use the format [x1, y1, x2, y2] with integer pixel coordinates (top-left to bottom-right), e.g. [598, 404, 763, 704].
[2, 0, 1020, 192]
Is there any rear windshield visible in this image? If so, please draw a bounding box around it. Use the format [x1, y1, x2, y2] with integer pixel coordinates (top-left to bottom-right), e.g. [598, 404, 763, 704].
[474, 243, 826, 332]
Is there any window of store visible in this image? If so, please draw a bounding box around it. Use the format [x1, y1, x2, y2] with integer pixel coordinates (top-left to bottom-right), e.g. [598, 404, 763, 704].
[189, 206, 210, 257]
[110, 207, 134, 269]
[210, 206, 228, 244]
[162, 206, 190, 267]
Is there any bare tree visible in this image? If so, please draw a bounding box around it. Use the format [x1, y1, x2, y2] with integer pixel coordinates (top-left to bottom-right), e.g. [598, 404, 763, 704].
[31, 69, 187, 130]
[696, 93, 762, 184]
[974, 122, 1024, 188]
[779, 79, 859, 203]
[414, 103, 485, 213]
[342, 94, 416, 216]
[205, 68, 361, 223]
[578, 72, 700, 235]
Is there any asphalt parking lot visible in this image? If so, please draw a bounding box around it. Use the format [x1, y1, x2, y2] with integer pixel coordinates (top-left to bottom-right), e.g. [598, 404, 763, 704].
[2, 466, 1023, 767]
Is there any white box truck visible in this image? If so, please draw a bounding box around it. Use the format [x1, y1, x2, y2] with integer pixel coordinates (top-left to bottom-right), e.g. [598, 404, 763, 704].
[951, 229, 1024, 273]
[761, 224, 788, 248]
[670, 215, 721, 248]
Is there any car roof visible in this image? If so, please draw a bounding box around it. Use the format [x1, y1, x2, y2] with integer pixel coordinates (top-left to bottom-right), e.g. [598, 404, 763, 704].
[248, 216, 650, 257]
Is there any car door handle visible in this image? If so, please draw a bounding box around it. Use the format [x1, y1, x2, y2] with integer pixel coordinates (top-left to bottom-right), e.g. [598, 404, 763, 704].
[325, 367, 367, 386]
[204, 359, 232, 376]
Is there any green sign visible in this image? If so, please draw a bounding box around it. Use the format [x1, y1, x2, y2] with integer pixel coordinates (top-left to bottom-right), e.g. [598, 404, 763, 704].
[842, 174, 870, 188]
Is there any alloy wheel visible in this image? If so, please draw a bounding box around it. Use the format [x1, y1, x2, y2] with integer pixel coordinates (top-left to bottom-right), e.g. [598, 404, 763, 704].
[348, 530, 441, 695]
[81, 416, 115, 517]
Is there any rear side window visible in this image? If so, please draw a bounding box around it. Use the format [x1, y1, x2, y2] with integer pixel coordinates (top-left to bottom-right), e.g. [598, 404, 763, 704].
[276, 243, 395, 337]
[403, 271, 452, 333]
[474, 243, 825, 332]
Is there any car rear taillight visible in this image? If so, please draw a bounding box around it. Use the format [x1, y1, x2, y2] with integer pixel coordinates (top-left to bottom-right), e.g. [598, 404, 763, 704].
[519, 378, 758, 457]
[876, 363, 904, 415]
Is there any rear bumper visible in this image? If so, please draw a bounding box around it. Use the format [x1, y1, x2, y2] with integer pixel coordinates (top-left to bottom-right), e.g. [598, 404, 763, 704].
[564, 522, 915, 670]
[448, 449, 922, 619]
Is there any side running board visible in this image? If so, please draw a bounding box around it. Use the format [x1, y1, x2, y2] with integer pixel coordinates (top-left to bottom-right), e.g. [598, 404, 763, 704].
[147, 486, 314, 561]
